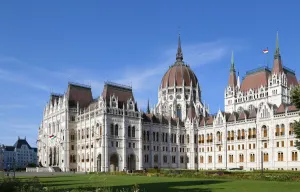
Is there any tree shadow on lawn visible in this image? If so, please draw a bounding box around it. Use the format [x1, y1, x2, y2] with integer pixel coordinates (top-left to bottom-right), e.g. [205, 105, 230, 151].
[49, 180, 227, 192]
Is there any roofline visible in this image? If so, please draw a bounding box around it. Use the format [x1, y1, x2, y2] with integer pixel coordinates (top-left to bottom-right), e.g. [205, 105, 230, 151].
[68, 81, 91, 89]
[283, 66, 296, 75]
[104, 81, 132, 90]
[245, 66, 271, 76]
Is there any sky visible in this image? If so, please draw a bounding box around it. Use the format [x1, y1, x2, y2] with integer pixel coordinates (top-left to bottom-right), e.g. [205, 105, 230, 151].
[0, 0, 300, 147]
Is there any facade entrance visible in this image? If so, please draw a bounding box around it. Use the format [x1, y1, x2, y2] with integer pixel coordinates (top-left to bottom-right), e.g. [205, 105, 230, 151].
[127, 154, 136, 171]
[110, 154, 119, 172]
[97, 154, 101, 172]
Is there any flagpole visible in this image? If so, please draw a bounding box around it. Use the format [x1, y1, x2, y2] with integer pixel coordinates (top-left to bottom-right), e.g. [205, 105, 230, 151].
[266, 47, 269, 68]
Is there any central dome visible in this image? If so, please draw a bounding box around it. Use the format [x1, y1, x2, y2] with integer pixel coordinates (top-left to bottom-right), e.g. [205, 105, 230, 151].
[160, 35, 198, 89]
[161, 64, 198, 89]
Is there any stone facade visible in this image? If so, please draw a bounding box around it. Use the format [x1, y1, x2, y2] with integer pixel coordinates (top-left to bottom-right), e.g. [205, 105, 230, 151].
[37, 34, 300, 172]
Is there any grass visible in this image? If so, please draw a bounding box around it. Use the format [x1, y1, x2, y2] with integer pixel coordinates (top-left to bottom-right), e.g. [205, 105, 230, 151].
[15, 174, 300, 192]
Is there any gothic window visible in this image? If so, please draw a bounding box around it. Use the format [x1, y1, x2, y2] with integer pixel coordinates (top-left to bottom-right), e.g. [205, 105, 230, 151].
[128, 101, 133, 110]
[112, 98, 116, 108]
[275, 125, 280, 136]
[114, 124, 118, 136]
[131, 126, 135, 137]
[176, 104, 182, 120]
[128, 126, 131, 137]
[110, 124, 114, 136]
[280, 124, 285, 136]
[263, 153, 269, 162]
[248, 105, 255, 111]
[239, 154, 244, 162]
[262, 125, 267, 137]
[154, 155, 158, 163]
[292, 151, 298, 161]
[289, 123, 294, 135]
[218, 155, 222, 163]
[278, 152, 284, 161]
[250, 154, 255, 162]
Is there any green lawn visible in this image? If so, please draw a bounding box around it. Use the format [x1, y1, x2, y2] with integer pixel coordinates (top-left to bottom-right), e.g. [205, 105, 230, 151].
[18, 174, 300, 192]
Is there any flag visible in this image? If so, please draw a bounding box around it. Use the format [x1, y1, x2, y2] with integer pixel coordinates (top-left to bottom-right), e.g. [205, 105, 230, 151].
[49, 135, 56, 140]
[262, 48, 268, 54]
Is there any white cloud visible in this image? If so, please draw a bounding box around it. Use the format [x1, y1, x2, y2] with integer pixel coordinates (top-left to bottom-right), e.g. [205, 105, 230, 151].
[115, 40, 231, 92]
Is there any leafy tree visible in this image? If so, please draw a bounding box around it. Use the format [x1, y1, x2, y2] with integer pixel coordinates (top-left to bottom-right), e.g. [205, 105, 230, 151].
[291, 85, 300, 150]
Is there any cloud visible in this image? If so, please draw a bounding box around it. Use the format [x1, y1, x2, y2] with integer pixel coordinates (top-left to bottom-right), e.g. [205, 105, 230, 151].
[0, 68, 51, 92]
[115, 40, 231, 92]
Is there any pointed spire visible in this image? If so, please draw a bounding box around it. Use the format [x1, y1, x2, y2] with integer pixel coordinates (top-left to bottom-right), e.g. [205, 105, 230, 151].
[176, 29, 183, 62]
[230, 51, 235, 72]
[228, 51, 237, 87]
[272, 31, 283, 74]
[274, 31, 281, 59]
[147, 99, 150, 114]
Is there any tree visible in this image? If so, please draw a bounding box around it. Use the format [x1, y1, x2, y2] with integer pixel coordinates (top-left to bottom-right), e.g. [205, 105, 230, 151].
[291, 85, 300, 150]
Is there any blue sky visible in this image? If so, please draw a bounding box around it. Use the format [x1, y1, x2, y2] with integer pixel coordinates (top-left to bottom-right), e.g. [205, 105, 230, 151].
[0, 0, 300, 146]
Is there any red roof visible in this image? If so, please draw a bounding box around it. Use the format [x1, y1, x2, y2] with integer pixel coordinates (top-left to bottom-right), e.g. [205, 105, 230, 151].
[102, 82, 135, 109]
[240, 67, 270, 92]
[161, 64, 198, 88]
[67, 83, 93, 108]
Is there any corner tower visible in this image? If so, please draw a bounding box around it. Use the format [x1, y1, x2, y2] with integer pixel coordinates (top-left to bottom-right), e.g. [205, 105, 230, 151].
[225, 51, 238, 113]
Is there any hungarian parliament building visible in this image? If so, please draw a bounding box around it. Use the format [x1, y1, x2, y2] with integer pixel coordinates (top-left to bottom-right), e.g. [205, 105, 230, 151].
[37, 33, 300, 172]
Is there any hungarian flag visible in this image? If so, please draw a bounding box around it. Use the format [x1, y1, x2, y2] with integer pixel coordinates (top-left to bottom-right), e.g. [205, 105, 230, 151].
[262, 48, 268, 54]
[49, 135, 56, 140]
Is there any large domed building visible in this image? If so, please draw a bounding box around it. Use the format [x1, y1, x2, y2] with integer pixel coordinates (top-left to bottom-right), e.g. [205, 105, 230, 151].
[155, 35, 208, 120]
[36, 33, 300, 173]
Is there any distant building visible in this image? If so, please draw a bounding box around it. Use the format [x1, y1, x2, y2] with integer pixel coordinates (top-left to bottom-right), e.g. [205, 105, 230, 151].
[2, 137, 37, 170]
[0, 146, 4, 170]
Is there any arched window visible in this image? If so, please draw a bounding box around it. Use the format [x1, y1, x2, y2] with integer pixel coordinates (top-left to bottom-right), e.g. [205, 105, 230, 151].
[289, 123, 294, 135]
[114, 124, 118, 136]
[292, 151, 298, 161]
[110, 124, 114, 136]
[153, 132, 155, 142]
[112, 98, 116, 108]
[200, 156, 204, 163]
[241, 129, 245, 139]
[154, 155, 158, 163]
[252, 128, 256, 138]
[217, 131, 221, 142]
[227, 131, 230, 141]
[239, 154, 244, 162]
[262, 125, 267, 137]
[237, 130, 241, 140]
[237, 107, 244, 112]
[250, 154, 255, 162]
[248, 105, 255, 111]
[176, 104, 182, 120]
[128, 126, 131, 137]
[263, 153, 269, 162]
[248, 128, 252, 139]
[280, 124, 285, 136]
[132, 126, 136, 138]
[275, 125, 280, 136]
[187, 134, 190, 144]
[277, 152, 283, 161]
[231, 130, 234, 140]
